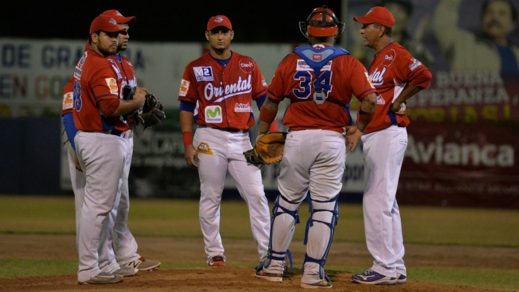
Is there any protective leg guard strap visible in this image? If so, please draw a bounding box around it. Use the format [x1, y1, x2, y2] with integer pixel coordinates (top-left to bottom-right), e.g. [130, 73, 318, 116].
[302, 194, 339, 271]
[272, 195, 300, 224]
[304, 195, 339, 245]
[267, 195, 301, 261]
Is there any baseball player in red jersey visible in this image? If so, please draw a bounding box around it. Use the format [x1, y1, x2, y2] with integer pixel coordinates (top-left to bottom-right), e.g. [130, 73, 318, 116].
[100, 9, 161, 273]
[349, 6, 432, 285]
[62, 78, 84, 250]
[178, 15, 271, 267]
[62, 11, 160, 280]
[254, 6, 377, 288]
[72, 14, 146, 284]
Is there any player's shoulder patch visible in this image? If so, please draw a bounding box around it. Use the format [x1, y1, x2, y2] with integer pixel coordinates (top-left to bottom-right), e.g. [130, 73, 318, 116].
[409, 57, 422, 71]
[193, 66, 214, 82]
[105, 77, 119, 95]
[179, 79, 190, 96]
[62, 91, 74, 111]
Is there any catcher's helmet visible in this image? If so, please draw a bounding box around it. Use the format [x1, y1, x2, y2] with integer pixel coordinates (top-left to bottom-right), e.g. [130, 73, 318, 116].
[299, 6, 344, 38]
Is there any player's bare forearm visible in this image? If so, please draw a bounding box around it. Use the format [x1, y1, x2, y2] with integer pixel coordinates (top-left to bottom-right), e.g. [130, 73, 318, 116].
[112, 87, 146, 116]
[391, 84, 423, 113]
[258, 99, 279, 135]
[179, 110, 194, 134]
[345, 125, 362, 152]
[357, 93, 377, 132]
[180, 110, 196, 166]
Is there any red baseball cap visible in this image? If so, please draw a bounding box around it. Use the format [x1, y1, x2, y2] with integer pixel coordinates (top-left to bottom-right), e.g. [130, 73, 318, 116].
[89, 15, 122, 34]
[207, 15, 232, 31]
[353, 6, 395, 28]
[100, 9, 136, 25]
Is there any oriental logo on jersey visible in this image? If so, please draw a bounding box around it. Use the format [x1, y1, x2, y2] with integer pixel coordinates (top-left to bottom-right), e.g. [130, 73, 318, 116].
[370, 67, 386, 87]
[204, 75, 252, 102]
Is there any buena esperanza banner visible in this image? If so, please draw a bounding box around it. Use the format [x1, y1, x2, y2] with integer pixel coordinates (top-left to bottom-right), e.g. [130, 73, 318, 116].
[346, 0, 519, 206]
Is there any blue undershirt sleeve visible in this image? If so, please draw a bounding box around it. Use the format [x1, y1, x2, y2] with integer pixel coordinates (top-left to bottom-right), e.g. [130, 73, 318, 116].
[63, 112, 78, 151]
[179, 101, 196, 112]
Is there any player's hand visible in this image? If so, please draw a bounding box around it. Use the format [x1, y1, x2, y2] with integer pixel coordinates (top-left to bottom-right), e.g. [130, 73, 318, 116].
[391, 101, 406, 115]
[345, 126, 362, 152]
[73, 154, 82, 172]
[132, 87, 147, 107]
[184, 145, 198, 168]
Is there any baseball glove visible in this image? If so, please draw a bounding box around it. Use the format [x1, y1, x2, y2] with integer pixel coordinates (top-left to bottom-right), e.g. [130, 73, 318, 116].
[244, 132, 287, 167]
[138, 93, 166, 128]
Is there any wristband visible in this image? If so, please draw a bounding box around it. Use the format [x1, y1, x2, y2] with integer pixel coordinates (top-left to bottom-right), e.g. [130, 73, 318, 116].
[182, 131, 193, 147]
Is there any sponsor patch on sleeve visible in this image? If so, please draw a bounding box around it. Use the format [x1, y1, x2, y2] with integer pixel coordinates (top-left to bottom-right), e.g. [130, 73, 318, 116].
[62, 91, 74, 111]
[105, 77, 119, 95]
[179, 79, 190, 96]
[409, 58, 422, 71]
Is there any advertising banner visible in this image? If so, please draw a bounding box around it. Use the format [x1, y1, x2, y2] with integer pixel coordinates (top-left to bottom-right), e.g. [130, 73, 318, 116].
[346, 0, 519, 206]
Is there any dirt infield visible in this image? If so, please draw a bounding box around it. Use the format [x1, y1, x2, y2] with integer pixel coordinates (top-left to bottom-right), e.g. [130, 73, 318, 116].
[0, 234, 514, 291]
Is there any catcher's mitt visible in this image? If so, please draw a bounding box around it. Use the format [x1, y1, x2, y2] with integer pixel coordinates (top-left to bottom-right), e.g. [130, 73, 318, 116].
[138, 93, 166, 128]
[244, 132, 287, 167]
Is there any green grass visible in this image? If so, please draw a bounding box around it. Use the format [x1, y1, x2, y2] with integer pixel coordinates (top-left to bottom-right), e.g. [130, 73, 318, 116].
[0, 259, 77, 277]
[410, 267, 519, 291]
[0, 195, 518, 290]
[1, 196, 518, 247]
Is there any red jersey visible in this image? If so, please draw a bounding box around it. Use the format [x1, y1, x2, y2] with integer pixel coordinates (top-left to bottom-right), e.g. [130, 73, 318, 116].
[268, 44, 376, 133]
[365, 42, 432, 133]
[110, 54, 138, 97]
[178, 51, 267, 130]
[73, 46, 129, 133]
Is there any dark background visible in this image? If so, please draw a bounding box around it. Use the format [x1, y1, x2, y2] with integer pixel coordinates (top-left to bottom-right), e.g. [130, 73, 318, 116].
[0, 0, 343, 43]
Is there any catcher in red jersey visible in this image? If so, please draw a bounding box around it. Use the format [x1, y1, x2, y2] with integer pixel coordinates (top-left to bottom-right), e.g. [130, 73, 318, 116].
[349, 6, 433, 285]
[178, 15, 270, 268]
[254, 6, 377, 289]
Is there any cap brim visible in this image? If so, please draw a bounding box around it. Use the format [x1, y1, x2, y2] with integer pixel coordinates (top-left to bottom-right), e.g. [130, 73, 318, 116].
[208, 25, 232, 31]
[124, 16, 136, 24]
[353, 16, 372, 24]
[114, 16, 135, 24]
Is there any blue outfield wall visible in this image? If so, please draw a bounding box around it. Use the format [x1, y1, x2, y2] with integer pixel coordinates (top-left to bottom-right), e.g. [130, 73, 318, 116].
[0, 118, 61, 194]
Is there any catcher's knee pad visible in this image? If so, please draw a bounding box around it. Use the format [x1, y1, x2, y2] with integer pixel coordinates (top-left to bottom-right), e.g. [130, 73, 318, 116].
[303, 195, 339, 270]
[268, 195, 301, 261]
